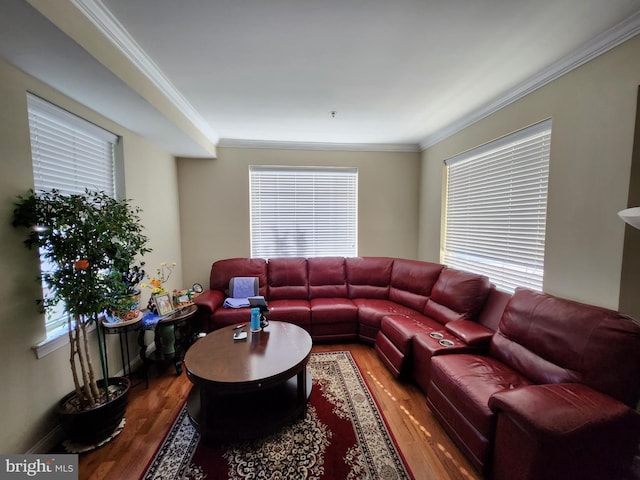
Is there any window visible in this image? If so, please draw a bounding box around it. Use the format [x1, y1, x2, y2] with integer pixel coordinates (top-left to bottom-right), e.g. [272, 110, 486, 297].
[250, 166, 358, 258]
[27, 94, 118, 342]
[442, 119, 551, 292]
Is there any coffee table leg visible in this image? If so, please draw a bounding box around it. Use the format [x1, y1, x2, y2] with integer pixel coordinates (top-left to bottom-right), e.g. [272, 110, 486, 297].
[199, 387, 209, 442]
[297, 367, 307, 419]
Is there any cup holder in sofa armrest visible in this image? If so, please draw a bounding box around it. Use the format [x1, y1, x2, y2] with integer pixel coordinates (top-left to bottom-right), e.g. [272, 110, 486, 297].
[445, 319, 494, 347]
[429, 333, 455, 347]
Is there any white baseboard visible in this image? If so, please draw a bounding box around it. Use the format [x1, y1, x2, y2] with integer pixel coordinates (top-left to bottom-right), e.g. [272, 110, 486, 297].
[27, 425, 64, 454]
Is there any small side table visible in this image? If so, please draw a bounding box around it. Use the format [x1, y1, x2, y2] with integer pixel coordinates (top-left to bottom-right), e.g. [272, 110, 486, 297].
[101, 315, 143, 379]
[138, 304, 198, 386]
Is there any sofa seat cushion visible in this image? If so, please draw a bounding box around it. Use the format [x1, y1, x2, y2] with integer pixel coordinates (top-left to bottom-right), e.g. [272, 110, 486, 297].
[352, 298, 423, 341]
[351, 298, 420, 343]
[354, 299, 421, 326]
[208, 306, 254, 329]
[310, 297, 358, 324]
[412, 331, 484, 394]
[267, 299, 311, 330]
[430, 354, 533, 437]
[310, 297, 359, 340]
[379, 314, 439, 355]
[427, 354, 533, 470]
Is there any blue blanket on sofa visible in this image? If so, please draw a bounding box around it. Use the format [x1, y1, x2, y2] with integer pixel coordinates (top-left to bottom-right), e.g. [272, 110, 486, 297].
[223, 276, 257, 308]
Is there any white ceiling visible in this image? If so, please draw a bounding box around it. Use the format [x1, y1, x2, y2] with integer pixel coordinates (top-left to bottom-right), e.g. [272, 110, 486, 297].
[2, 0, 640, 156]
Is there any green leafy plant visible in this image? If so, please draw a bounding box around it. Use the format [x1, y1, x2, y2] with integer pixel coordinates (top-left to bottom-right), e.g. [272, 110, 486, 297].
[12, 189, 151, 410]
[122, 262, 146, 295]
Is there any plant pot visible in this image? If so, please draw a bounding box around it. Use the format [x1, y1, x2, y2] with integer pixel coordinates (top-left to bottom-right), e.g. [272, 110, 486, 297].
[158, 325, 176, 355]
[110, 290, 142, 323]
[57, 377, 130, 445]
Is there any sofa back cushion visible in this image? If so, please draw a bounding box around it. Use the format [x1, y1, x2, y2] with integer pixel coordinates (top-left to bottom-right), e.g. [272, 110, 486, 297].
[389, 259, 443, 312]
[308, 257, 348, 298]
[267, 257, 309, 300]
[346, 257, 394, 299]
[423, 268, 492, 325]
[491, 288, 640, 407]
[210, 258, 267, 297]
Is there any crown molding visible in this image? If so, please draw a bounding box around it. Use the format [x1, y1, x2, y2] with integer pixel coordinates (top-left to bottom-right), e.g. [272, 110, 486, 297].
[419, 10, 640, 150]
[71, 0, 218, 144]
[67, 1, 640, 154]
[218, 138, 421, 152]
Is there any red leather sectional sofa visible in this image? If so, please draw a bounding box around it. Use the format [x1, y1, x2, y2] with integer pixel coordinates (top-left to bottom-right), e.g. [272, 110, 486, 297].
[194, 256, 640, 479]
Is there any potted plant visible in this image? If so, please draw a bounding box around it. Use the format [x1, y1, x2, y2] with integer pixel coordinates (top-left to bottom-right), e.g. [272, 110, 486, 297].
[12, 189, 151, 445]
[108, 262, 146, 324]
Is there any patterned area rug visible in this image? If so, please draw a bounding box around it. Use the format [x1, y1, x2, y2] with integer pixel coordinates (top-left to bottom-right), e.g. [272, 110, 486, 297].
[143, 351, 413, 479]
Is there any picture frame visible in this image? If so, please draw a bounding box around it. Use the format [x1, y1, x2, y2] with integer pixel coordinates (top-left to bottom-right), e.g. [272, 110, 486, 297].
[153, 293, 174, 316]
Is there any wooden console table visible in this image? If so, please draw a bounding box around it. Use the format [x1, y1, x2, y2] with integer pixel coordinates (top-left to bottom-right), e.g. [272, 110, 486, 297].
[101, 315, 142, 379]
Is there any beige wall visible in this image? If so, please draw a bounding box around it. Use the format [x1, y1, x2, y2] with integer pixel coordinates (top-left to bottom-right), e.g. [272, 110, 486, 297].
[419, 34, 640, 313]
[177, 147, 421, 287]
[0, 58, 183, 453]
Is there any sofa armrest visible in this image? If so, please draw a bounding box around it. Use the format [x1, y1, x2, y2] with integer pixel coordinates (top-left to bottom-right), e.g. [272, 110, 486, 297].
[488, 383, 640, 480]
[444, 319, 493, 347]
[192, 289, 224, 314]
[489, 383, 636, 436]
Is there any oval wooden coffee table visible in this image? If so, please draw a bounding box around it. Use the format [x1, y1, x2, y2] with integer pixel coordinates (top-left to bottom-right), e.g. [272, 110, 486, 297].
[184, 321, 313, 442]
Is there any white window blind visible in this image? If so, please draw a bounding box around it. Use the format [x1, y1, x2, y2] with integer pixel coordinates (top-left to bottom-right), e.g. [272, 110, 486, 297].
[443, 119, 551, 292]
[250, 166, 358, 258]
[26, 94, 118, 339]
[28, 94, 117, 196]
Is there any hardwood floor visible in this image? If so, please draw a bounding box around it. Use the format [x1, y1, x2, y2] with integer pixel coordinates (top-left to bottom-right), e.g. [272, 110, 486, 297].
[75, 343, 482, 480]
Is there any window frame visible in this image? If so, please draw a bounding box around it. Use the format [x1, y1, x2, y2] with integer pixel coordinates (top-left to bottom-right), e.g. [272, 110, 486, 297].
[442, 119, 551, 292]
[249, 165, 358, 259]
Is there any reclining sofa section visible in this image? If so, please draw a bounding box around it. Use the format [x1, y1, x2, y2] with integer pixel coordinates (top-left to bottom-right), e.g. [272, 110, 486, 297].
[193, 256, 640, 480]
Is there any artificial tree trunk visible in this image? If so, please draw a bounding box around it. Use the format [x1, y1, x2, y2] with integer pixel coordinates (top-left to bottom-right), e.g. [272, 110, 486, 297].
[67, 313, 110, 410]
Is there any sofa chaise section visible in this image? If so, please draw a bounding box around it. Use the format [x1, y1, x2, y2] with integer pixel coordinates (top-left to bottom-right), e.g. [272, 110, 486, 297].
[426, 287, 640, 479]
